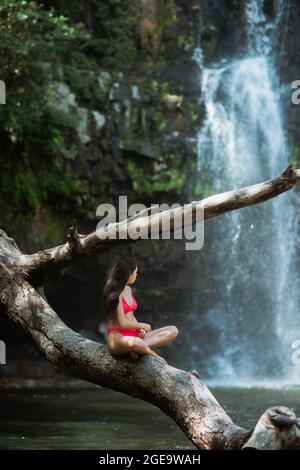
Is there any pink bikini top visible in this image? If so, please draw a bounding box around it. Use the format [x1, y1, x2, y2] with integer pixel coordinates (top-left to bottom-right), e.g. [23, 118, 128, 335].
[122, 293, 137, 314]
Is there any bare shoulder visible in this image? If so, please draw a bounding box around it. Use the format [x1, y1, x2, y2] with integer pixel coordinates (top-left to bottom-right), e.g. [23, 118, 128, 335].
[120, 286, 129, 298]
[125, 285, 132, 294]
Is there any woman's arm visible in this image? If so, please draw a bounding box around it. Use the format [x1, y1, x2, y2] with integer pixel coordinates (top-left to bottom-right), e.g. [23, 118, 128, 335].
[116, 297, 151, 331]
[128, 312, 147, 337]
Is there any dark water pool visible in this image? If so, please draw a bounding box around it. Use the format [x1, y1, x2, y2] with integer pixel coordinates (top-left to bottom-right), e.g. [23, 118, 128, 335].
[0, 386, 300, 449]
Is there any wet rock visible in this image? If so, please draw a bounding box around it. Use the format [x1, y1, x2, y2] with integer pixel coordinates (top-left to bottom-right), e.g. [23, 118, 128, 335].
[76, 107, 90, 144]
[92, 110, 106, 132]
[97, 70, 112, 91]
[163, 93, 183, 110]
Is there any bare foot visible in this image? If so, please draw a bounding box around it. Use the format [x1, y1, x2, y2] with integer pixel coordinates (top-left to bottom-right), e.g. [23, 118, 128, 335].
[151, 352, 168, 365]
[157, 356, 168, 365]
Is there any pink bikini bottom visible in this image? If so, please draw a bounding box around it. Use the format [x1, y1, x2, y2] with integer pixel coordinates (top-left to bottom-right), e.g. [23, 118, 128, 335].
[107, 327, 139, 337]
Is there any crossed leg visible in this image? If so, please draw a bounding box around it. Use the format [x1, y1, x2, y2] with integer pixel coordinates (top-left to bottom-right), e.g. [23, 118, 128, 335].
[142, 325, 179, 349]
[129, 325, 178, 360]
[107, 334, 168, 364]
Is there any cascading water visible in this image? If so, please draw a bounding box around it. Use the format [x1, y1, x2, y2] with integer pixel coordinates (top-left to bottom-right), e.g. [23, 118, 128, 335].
[190, 0, 300, 385]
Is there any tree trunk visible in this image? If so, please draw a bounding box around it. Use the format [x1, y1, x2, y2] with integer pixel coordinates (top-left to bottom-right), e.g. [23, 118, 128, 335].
[1, 165, 300, 450]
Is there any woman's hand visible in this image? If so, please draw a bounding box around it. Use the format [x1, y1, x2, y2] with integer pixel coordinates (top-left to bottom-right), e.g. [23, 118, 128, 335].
[139, 323, 152, 332]
[137, 328, 146, 338]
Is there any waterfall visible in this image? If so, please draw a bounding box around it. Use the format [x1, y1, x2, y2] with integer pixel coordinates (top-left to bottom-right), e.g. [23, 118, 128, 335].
[191, 0, 300, 385]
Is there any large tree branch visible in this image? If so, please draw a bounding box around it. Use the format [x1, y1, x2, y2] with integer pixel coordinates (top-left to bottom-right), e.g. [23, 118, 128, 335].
[1, 256, 300, 449]
[1, 230, 300, 450]
[1, 166, 300, 449]
[15, 164, 300, 286]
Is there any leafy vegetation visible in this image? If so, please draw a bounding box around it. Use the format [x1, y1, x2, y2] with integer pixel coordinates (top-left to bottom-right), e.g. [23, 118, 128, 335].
[0, 0, 190, 245]
[0, 0, 91, 230]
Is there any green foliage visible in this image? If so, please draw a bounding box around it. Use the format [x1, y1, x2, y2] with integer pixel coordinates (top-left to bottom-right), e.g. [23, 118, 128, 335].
[84, 0, 143, 69]
[157, 0, 177, 53]
[0, 0, 190, 243]
[0, 0, 91, 226]
[0, 1, 87, 82]
[127, 159, 186, 198]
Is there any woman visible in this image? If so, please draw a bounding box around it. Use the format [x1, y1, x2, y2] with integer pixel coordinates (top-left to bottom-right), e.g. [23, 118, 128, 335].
[103, 256, 179, 365]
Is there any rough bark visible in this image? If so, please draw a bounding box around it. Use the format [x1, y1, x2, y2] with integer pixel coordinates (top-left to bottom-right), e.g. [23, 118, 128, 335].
[1, 165, 300, 450]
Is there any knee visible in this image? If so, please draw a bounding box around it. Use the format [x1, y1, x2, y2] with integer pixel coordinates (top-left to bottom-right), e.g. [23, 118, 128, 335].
[168, 325, 179, 339]
[125, 337, 141, 347]
[127, 337, 146, 351]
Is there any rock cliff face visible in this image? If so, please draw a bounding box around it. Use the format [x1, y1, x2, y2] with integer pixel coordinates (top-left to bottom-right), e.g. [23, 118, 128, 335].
[2, 0, 300, 370]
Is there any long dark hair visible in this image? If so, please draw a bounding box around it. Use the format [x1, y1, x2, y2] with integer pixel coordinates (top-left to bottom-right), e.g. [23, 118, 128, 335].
[102, 256, 137, 320]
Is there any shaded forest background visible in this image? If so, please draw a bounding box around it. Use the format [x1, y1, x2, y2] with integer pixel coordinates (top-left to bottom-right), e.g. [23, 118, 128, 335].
[1, 0, 300, 376]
